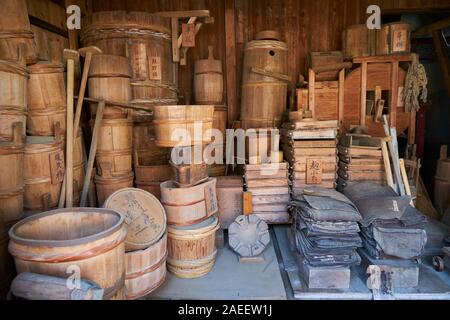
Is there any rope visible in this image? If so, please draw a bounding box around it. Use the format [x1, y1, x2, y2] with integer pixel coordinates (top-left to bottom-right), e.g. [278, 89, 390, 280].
[404, 54, 428, 112]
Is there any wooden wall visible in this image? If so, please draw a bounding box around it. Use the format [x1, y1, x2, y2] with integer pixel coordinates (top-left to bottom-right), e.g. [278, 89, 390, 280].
[86, 0, 450, 125]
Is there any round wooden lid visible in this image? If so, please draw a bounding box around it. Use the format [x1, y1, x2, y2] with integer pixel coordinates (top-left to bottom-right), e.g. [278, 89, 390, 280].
[228, 215, 270, 257]
[255, 30, 281, 41]
[104, 188, 167, 251]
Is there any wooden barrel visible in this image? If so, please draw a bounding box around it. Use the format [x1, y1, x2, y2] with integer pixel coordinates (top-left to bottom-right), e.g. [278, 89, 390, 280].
[27, 107, 66, 136]
[125, 233, 167, 300]
[342, 24, 376, 59]
[194, 46, 223, 105]
[94, 163, 134, 206]
[0, 124, 24, 225]
[24, 135, 64, 213]
[216, 176, 243, 229]
[153, 105, 214, 147]
[167, 216, 219, 279]
[240, 33, 288, 129]
[8, 208, 127, 300]
[376, 22, 411, 55]
[95, 117, 133, 177]
[0, 60, 28, 111]
[0, 0, 37, 64]
[28, 62, 66, 111]
[306, 51, 344, 81]
[160, 178, 218, 226]
[81, 11, 178, 110]
[0, 106, 27, 142]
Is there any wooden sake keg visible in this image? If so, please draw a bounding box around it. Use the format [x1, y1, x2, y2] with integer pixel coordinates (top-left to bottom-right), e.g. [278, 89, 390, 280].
[125, 233, 167, 300]
[0, 123, 24, 224]
[194, 46, 223, 105]
[104, 188, 167, 251]
[94, 163, 134, 206]
[435, 146, 450, 215]
[167, 216, 219, 279]
[306, 51, 344, 81]
[376, 22, 411, 55]
[153, 105, 214, 147]
[27, 62, 66, 111]
[342, 24, 376, 59]
[24, 135, 65, 213]
[81, 11, 178, 110]
[27, 108, 66, 136]
[0, 0, 37, 64]
[94, 117, 133, 177]
[0, 106, 27, 142]
[160, 178, 218, 226]
[8, 208, 127, 300]
[216, 176, 243, 229]
[0, 59, 28, 111]
[240, 31, 288, 129]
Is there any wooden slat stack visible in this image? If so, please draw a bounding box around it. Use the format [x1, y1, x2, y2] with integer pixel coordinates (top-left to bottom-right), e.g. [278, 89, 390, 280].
[243, 162, 291, 224]
[336, 134, 386, 191]
[281, 120, 338, 196]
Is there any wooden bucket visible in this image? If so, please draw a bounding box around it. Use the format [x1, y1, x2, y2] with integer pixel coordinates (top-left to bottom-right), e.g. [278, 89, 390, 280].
[167, 216, 219, 279]
[153, 105, 214, 147]
[27, 62, 66, 111]
[94, 162, 134, 206]
[342, 24, 376, 59]
[306, 51, 344, 81]
[216, 176, 243, 229]
[125, 233, 167, 300]
[194, 46, 223, 105]
[8, 208, 127, 300]
[27, 107, 66, 136]
[240, 34, 288, 129]
[94, 117, 133, 177]
[81, 11, 178, 107]
[24, 135, 65, 213]
[376, 22, 411, 55]
[0, 123, 24, 224]
[0, 60, 28, 112]
[160, 178, 218, 226]
[0, 106, 27, 142]
[0, 0, 37, 64]
[103, 188, 167, 251]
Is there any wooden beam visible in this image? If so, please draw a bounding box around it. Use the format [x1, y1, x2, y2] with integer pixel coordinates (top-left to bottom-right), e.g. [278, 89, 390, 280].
[432, 30, 450, 96]
[413, 17, 450, 38]
[171, 18, 180, 62]
[353, 54, 413, 64]
[360, 62, 367, 126]
[225, 0, 237, 126]
[338, 69, 345, 131]
[389, 61, 399, 128]
[157, 10, 210, 18]
[308, 69, 315, 117]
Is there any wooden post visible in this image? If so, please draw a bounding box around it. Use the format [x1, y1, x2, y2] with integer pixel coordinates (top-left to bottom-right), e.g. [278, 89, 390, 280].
[381, 140, 395, 190]
[360, 62, 368, 125]
[225, 0, 237, 126]
[389, 61, 399, 128]
[338, 69, 345, 131]
[308, 69, 315, 118]
[80, 101, 105, 207]
[171, 18, 180, 62]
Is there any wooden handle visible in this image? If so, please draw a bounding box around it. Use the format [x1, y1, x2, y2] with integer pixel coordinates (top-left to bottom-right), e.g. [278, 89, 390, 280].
[250, 67, 292, 83]
[312, 62, 352, 74]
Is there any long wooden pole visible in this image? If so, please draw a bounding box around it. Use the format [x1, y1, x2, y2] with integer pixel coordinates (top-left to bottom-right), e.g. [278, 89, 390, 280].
[66, 58, 75, 208]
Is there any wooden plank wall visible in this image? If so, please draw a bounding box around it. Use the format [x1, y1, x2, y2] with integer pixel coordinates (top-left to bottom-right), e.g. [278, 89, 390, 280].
[86, 0, 450, 124]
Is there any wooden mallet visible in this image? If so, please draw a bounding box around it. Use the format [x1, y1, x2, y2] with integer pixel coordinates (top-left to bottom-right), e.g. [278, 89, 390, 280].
[63, 49, 80, 208]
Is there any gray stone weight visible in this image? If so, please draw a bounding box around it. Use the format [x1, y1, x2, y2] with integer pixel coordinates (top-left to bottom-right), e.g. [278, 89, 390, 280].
[228, 215, 270, 257]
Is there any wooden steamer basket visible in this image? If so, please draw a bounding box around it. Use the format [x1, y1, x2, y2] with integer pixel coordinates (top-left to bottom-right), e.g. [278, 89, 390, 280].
[160, 178, 218, 226]
[167, 216, 220, 279]
[8, 208, 127, 300]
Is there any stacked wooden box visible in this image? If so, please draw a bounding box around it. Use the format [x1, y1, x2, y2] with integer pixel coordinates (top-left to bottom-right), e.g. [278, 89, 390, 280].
[244, 162, 291, 224]
[282, 120, 338, 196]
[336, 134, 386, 191]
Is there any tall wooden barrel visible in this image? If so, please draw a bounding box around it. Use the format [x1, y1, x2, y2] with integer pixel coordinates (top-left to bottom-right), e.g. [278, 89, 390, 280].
[0, 0, 37, 64]
[81, 11, 178, 114]
[95, 117, 133, 177]
[240, 31, 288, 129]
[27, 62, 66, 136]
[0, 123, 24, 225]
[24, 135, 65, 213]
[0, 60, 28, 141]
[153, 105, 214, 147]
[88, 54, 131, 119]
[376, 22, 411, 55]
[8, 208, 127, 300]
[194, 46, 223, 105]
[167, 216, 219, 279]
[342, 24, 376, 59]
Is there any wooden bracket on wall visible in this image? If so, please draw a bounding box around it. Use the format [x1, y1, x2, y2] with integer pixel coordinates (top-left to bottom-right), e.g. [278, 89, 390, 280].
[157, 10, 214, 65]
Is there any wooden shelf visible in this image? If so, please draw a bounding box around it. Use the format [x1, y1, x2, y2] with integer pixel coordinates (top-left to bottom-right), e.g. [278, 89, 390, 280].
[353, 54, 414, 64]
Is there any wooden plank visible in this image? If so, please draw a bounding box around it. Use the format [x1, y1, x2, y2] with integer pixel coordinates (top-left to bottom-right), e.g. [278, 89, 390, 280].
[353, 55, 413, 63]
[389, 61, 399, 128]
[171, 18, 180, 62]
[157, 10, 210, 18]
[288, 120, 338, 130]
[245, 170, 289, 180]
[338, 146, 382, 158]
[246, 179, 289, 189]
[360, 61, 367, 126]
[292, 147, 336, 157]
[243, 191, 253, 215]
[308, 69, 315, 116]
[225, 0, 237, 125]
[290, 139, 337, 148]
[338, 161, 384, 172]
[338, 68, 345, 130]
